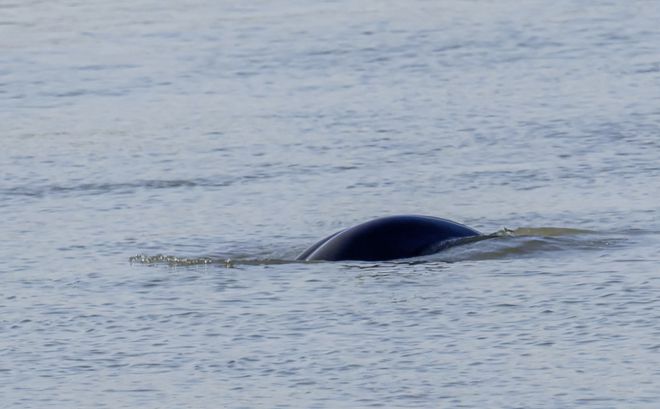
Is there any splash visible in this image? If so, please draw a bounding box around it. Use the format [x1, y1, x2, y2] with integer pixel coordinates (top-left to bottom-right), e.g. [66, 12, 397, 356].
[128, 254, 292, 267]
[500, 227, 595, 237]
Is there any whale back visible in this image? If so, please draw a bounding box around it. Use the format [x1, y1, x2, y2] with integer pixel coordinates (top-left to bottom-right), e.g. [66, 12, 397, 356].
[298, 215, 480, 262]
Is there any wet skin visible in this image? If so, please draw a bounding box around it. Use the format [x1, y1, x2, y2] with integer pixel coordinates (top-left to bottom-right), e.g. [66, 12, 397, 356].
[297, 215, 481, 262]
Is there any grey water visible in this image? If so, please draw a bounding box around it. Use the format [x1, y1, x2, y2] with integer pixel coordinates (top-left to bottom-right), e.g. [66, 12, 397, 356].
[2, 0, 660, 407]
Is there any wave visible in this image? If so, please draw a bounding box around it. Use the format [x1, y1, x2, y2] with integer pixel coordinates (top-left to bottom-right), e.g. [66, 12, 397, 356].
[129, 226, 625, 267]
[431, 227, 623, 262]
[1, 178, 235, 198]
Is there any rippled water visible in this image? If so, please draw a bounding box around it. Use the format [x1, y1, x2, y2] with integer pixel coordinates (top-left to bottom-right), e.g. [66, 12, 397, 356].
[2, 0, 660, 407]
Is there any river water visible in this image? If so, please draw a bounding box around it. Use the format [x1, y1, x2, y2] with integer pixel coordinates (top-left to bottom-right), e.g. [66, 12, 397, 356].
[2, 0, 660, 407]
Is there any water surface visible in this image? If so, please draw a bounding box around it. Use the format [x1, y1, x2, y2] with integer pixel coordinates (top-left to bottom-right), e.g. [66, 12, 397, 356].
[2, 0, 660, 407]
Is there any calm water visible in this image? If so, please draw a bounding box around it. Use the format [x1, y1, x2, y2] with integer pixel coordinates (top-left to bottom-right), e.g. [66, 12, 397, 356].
[2, 0, 660, 407]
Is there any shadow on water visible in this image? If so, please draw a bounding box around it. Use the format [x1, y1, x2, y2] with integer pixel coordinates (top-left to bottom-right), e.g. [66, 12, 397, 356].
[129, 227, 629, 267]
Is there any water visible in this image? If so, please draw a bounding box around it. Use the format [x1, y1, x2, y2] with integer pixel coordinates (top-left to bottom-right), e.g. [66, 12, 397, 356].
[2, 0, 660, 407]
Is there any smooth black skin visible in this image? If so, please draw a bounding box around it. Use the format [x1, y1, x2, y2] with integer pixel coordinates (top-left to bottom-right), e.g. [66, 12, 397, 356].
[297, 215, 481, 262]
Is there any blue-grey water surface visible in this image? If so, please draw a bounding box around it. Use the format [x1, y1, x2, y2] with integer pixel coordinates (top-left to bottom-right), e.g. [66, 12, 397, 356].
[2, 0, 660, 407]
